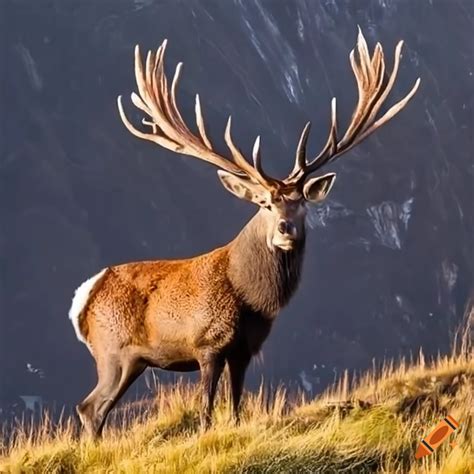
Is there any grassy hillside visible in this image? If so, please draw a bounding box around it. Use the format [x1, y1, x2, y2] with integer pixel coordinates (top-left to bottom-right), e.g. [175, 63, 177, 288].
[1, 321, 472, 473]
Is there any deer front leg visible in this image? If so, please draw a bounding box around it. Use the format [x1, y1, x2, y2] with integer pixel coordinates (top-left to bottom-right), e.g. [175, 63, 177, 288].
[227, 351, 251, 423]
[198, 352, 225, 430]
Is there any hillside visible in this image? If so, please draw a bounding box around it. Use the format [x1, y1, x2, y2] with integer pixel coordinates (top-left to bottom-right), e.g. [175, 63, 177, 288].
[1, 321, 472, 473]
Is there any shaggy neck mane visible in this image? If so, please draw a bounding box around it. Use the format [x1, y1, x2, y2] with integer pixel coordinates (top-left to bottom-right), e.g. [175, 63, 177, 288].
[227, 210, 305, 318]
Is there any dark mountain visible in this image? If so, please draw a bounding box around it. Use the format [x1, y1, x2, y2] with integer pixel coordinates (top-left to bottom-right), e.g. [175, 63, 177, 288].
[1, 0, 472, 407]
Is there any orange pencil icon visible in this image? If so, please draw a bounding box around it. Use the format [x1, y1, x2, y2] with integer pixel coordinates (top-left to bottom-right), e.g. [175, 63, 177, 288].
[415, 415, 460, 459]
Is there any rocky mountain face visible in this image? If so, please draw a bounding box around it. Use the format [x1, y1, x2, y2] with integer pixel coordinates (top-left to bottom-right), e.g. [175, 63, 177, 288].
[1, 0, 472, 406]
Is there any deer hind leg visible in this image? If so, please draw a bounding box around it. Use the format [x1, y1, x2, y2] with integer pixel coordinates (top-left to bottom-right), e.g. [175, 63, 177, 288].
[77, 354, 146, 439]
[199, 353, 225, 430]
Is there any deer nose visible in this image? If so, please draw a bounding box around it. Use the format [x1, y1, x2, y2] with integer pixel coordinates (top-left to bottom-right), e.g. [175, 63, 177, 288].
[277, 220, 296, 236]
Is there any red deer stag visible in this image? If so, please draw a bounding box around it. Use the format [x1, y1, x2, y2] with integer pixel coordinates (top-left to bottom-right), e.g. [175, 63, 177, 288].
[70, 29, 419, 437]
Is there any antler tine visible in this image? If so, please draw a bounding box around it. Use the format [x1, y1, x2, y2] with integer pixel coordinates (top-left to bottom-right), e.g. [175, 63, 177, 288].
[195, 94, 212, 149]
[285, 29, 420, 184]
[224, 117, 275, 186]
[287, 98, 337, 182]
[350, 77, 420, 146]
[151, 41, 188, 137]
[290, 121, 311, 177]
[118, 42, 276, 180]
[252, 135, 266, 177]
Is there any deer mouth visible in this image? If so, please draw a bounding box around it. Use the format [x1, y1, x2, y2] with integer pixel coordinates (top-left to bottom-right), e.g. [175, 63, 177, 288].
[274, 241, 296, 252]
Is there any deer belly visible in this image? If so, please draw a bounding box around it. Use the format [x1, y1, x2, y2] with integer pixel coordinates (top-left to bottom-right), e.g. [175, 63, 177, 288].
[160, 360, 200, 372]
[144, 314, 199, 370]
[144, 341, 199, 372]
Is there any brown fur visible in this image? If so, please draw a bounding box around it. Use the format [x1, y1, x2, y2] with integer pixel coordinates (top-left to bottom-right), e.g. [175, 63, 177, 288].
[75, 209, 305, 437]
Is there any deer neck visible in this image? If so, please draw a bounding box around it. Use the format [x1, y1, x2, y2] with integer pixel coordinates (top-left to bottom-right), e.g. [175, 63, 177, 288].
[227, 209, 305, 318]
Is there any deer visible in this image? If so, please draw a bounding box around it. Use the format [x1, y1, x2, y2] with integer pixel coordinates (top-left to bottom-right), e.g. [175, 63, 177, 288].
[69, 29, 419, 438]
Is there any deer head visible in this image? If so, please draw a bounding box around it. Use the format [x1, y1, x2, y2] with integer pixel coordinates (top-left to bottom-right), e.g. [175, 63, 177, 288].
[117, 29, 420, 252]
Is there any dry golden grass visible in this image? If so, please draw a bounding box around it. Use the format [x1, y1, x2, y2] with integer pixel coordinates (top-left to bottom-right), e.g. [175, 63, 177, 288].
[1, 316, 472, 473]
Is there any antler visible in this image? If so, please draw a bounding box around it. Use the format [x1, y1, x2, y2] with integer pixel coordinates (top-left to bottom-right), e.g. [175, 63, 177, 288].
[117, 41, 278, 189]
[285, 28, 420, 185]
[118, 31, 419, 192]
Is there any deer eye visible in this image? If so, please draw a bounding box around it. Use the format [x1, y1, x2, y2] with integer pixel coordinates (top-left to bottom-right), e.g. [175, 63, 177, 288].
[273, 195, 282, 203]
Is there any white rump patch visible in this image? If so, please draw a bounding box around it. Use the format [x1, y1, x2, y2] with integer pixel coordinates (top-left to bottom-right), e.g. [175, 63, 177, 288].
[68, 269, 106, 345]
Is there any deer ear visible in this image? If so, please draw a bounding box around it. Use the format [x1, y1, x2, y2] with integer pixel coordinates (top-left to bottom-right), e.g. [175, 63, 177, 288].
[217, 170, 269, 206]
[303, 173, 336, 203]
